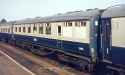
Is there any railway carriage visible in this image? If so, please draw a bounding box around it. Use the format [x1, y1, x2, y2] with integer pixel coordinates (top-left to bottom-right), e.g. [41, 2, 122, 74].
[0, 4, 125, 75]
[0, 9, 100, 72]
[98, 5, 125, 75]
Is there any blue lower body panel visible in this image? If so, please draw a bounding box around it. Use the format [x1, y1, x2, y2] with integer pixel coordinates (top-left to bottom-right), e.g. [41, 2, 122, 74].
[62, 40, 90, 57]
[0, 33, 12, 41]
[1, 33, 90, 58]
[112, 46, 125, 65]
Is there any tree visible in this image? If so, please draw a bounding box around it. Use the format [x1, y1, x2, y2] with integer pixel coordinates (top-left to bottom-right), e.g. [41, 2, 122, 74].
[0, 18, 7, 23]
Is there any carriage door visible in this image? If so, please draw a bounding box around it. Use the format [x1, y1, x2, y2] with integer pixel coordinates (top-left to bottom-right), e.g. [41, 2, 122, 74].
[100, 18, 112, 61]
[58, 26, 61, 36]
[57, 26, 62, 48]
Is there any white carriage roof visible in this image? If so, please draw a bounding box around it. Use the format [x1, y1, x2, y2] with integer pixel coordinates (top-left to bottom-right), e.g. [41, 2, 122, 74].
[102, 4, 125, 18]
[13, 9, 100, 24]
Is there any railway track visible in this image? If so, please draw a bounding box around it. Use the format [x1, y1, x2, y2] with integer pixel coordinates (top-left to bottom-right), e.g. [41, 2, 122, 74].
[0, 42, 90, 75]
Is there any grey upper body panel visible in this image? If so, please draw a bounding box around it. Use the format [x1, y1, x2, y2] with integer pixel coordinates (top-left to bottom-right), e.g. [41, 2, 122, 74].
[101, 4, 125, 18]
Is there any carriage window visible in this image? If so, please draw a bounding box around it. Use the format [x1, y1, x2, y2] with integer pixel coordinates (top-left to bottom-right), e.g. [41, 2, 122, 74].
[1, 28, 2, 32]
[39, 26, 43, 34]
[2, 28, 4, 32]
[75, 21, 80, 27]
[23, 27, 26, 32]
[6, 28, 7, 32]
[28, 27, 31, 33]
[8, 28, 10, 33]
[64, 22, 67, 27]
[81, 21, 86, 26]
[58, 26, 61, 36]
[4, 28, 5, 32]
[1, 29, 2, 32]
[65, 22, 72, 27]
[3, 28, 5, 32]
[15, 27, 17, 32]
[4, 28, 6, 32]
[65, 22, 68, 27]
[46, 23, 51, 34]
[75, 22, 78, 26]
[33, 25, 37, 33]
[68, 22, 72, 26]
[19, 27, 21, 32]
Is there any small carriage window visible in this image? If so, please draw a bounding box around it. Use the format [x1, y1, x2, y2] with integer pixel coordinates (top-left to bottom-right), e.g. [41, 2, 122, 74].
[23, 27, 26, 32]
[8, 28, 10, 33]
[80, 21, 86, 26]
[4, 28, 5, 32]
[4, 28, 6, 32]
[65, 22, 72, 27]
[46, 23, 51, 34]
[15, 27, 17, 32]
[6, 28, 8, 32]
[81, 21, 83, 26]
[2, 28, 4, 32]
[68, 22, 72, 26]
[19, 27, 21, 32]
[33, 25, 37, 33]
[58, 26, 61, 36]
[28, 27, 31, 33]
[5, 28, 6, 32]
[75, 22, 78, 26]
[3, 28, 5, 32]
[64, 22, 68, 27]
[39, 26, 43, 34]
[6, 28, 7, 32]
[75, 21, 84, 27]
[1, 28, 2, 32]
[75, 21, 80, 27]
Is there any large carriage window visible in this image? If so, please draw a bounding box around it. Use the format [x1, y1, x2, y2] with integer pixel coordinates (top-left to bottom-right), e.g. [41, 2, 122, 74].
[39, 26, 43, 34]
[28, 27, 31, 33]
[19, 27, 21, 32]
[46, 23, 51, 34]
[23, 27, 26, 32]
[33, 25, 37, 33]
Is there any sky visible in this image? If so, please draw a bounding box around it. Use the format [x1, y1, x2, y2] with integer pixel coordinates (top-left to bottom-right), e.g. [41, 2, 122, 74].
[0, 0, 125, 21]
